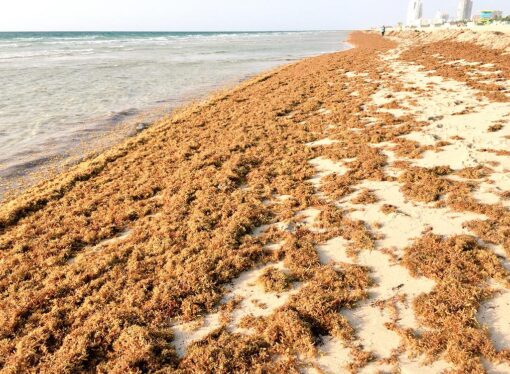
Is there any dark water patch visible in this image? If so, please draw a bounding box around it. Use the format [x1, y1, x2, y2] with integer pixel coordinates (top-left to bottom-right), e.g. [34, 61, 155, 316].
[0, 156, 56, 178]
[107, 108, 139, 123]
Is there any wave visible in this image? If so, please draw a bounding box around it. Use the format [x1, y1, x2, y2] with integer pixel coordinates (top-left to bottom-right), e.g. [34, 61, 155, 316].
[0, 48, 96, 60]
[0, 30, 327, 42]
[0, 31, 337, 55]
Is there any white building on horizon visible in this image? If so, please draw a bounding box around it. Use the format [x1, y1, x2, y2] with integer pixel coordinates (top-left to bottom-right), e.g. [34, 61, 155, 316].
[407, 0, 423, 27]
[434, 11, 450, 24]
[457, 0, 473, 21]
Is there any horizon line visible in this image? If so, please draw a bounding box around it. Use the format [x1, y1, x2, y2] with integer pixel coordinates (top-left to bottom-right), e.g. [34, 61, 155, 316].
[0, 29, 359, 33]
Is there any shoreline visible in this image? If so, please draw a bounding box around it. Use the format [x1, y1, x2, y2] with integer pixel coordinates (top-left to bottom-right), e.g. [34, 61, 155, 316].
[0, 31, 351, 200]
[1, 30, 510, 373]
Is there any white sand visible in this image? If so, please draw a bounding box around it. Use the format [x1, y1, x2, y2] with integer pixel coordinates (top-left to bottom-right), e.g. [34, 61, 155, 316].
[388, 26, 510, 52]
[172, 257, 301, 357]
[306, 138, 339, 147]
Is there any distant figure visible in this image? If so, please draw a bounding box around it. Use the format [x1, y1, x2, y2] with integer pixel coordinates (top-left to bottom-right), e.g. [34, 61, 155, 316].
[381, 25, 386, 37]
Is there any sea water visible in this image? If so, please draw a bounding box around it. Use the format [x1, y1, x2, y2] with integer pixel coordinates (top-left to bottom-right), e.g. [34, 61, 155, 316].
[0, 31, 350, 193]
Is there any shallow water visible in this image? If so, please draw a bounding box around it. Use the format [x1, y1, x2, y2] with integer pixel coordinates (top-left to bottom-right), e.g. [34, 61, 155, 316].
[0, 31, 350, 193]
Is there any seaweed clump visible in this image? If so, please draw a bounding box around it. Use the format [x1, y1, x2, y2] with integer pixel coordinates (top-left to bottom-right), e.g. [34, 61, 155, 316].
[257, 267, 291, 293]
[390, 234, 510, 372]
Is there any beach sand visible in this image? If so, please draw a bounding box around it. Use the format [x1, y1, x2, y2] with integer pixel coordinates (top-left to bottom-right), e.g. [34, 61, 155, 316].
[0, 30, 510, 373]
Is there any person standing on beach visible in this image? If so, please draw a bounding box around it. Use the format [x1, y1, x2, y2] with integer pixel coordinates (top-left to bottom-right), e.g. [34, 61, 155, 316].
[381, 25, 386, 37]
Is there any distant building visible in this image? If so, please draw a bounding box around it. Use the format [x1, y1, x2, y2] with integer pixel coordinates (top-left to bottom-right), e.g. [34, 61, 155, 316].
[457, 0, 473, 21]
[435, 11, 450, 24]
[479, 10, 503, 23]
[407, 0, 423, 27]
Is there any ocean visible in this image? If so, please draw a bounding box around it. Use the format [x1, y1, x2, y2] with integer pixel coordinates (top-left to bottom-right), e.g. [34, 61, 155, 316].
[0, 31, 350, 194]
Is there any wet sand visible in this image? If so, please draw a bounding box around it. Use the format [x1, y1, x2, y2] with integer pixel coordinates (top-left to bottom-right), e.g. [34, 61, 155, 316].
[1, 30, 510, 373]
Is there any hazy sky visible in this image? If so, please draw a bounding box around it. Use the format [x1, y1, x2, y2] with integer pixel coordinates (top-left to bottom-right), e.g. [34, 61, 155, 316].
[0, 0, 509, 31]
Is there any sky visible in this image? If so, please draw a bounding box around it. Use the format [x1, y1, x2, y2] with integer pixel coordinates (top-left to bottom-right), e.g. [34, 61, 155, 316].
[0, 0, 509, 32]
